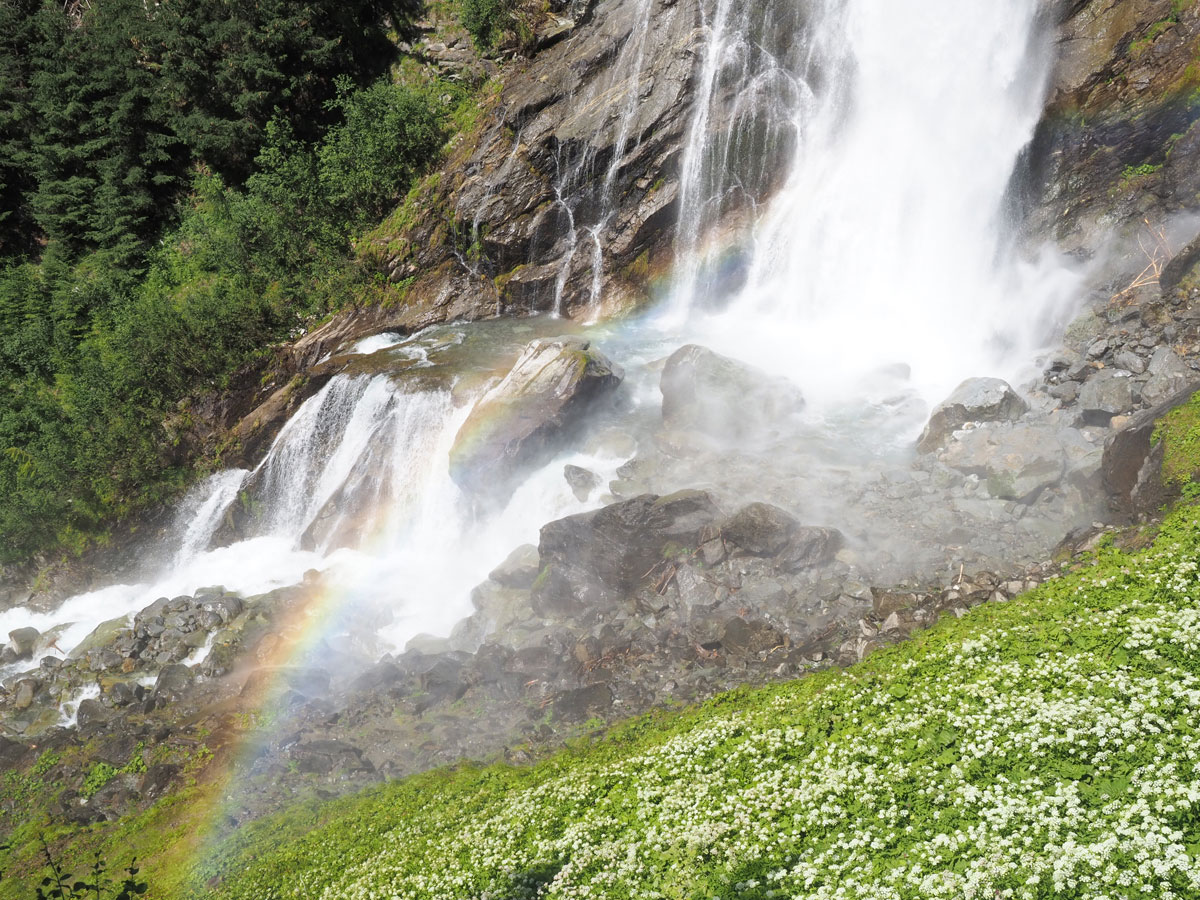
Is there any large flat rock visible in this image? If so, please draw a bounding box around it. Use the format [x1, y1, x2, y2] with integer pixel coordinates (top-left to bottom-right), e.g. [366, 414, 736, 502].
[449, 337, 623, 499]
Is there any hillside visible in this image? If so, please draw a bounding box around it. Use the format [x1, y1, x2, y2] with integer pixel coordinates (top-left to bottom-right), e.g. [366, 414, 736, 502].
[4, 0, 1200, 897]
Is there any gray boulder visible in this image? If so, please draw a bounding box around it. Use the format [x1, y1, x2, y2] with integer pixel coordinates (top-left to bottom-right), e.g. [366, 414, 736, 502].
[659, 345, 805, 443]
[199, 595, 244, 625]
[720, 502, 843, 570]
[1143, 348, 1192, 406]
[941, 423, 1069, 502]
[449, 338, 623, 499]
[563, 464, 600, 502]
[1114, 350, 1146, 374]
[487, 544, 541, 589]
[75, 698, 109, 733]
[13, 679, 37, 710]
[153, 664, 195, 704]
[778, 527, 845, 572]
[917, 378, 1029, 453]
[721, 502, 800, 556]
[532, 490, 721, 616]
[1078, 370, 1133, 425]
[7, 627, 39, 660]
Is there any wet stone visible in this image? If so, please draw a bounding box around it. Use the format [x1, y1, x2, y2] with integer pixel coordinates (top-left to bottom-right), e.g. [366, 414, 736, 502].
[721, 502, 799, 556]
[13, 679, 37, 710]
[564, 464, 600, 502]
[1078, 370, 1133, 425]
[200, 595, 244, 624]
[7, 627, 39, 659]
[76, 699, 108, 733]
[917, 377, 1028, 453]
[1115, 350, 1146, 374]
[153, 664, 195, 703]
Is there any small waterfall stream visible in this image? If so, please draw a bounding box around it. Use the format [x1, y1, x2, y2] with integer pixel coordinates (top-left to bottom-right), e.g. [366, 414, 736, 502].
[548, 0, 678, 314]
[3, 1, 1097, 693]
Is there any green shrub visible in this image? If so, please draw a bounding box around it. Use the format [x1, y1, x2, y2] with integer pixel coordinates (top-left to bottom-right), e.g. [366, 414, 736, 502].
[460, 0, 515, 50]
[1154, 389, 1200, 487]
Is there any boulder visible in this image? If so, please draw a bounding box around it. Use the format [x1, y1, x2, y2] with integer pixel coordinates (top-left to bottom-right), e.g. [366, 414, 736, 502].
[487, 544, 542, 589]
[199, 595, 244, 625]
[1078, 370, 1133, 425]
[778, 527, 845, 572]
[941, 423, 1069, 502]
[721, 502, 800, 556]
[7, 627, 39, 660]
[659, 345, 805, 443]
[449, 338, 623, 499]
[69, 616, 130, 659]
[153, 664, 195, 704]
[532, 490, 721, 616]
[13, 679, 37, 710]
[917, 378, 1028, 453]
[75, 698, 109, 733]
[1114, 350, 1146, 374]
[1143, 348, 1192, 406]
[563, 464, 600, 501]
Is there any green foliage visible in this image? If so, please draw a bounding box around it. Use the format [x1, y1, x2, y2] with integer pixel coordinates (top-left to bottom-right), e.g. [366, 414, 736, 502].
[80, 749, 147, 802]
[80, 764, 119, 802]
[0, 0, 43, 258]
[30, 752, 61, 779]
[1153, 389, 1200, 486]
[31, 842, 147, 900]
[193, 505, 1200, 899]
[460, 0, 516, 50]
[1120, 161, 1164, 183]
[0, 33, 453, 561]
[318, 77, 446, 226]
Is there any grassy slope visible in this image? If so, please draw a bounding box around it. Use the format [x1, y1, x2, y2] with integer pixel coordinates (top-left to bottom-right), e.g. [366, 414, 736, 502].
[9, 419, 1200, 898]
[189, 523, 1200, 898]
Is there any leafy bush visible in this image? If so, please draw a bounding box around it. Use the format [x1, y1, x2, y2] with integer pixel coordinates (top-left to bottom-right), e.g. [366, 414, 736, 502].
[460, 0, 516, 50]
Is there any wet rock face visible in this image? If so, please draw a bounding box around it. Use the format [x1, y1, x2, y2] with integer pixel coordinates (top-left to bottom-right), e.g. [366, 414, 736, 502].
[660, 344, 806, 445]
[917, 378, 1028, 453]
[533, 490, 722, 614]
[354, 0, 708, 331]
[448, 338, 624, 499]
[1024, 0, 1200, 252]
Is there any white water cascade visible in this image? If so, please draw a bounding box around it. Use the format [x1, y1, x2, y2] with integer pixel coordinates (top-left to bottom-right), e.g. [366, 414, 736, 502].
[669, 0, 1081, 415]
[2, 1, 1094, 690]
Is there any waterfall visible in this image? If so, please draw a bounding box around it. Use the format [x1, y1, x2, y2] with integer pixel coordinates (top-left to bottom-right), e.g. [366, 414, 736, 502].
[549, 0, 676, 314]
[669, 0, 830, 315]
[171, 469, 248, 566]
[668, 0, 1079, 413]
[3, 3, 1092, 681]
